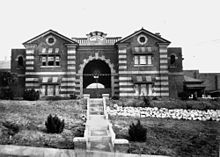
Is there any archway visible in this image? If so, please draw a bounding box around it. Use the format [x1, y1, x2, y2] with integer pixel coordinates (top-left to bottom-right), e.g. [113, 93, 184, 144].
[83, 59, 111, 98]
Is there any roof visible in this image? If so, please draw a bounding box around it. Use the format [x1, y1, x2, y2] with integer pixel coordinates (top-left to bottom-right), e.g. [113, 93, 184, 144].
[0, 60, 10, 70]
[116, 28, 171, 44]
[184, 76, 203, 83]
[23, 29, 78, 45]
[185, 84, 206, 89]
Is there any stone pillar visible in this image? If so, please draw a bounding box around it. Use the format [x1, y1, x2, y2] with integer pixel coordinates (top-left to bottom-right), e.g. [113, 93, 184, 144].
[60, 44, 77, 97]
[24, 44, 39, 90]
[118, 44, 133, 97]
[157, 44, 169, 97]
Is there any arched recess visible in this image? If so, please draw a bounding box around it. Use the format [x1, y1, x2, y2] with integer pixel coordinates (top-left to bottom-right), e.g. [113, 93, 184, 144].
[78, 52, 115, 97]
[83, 59, 111, 89]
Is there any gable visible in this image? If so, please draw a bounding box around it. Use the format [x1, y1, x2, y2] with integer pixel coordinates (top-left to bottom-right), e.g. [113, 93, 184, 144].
[116, 28, 171, 45]
[23, 29, 78, 45]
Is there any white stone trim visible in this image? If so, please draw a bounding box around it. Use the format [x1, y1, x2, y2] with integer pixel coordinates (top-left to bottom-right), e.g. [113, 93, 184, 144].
[118, 49, 126, 54]
[62, 78, 75, 81]
[155, 76, 169, 80]
[67, 66, 75, 70]
[119, 66, 127, 69]
[25, 72, 76, 75]
[119, 93, 135, 97]
[154, 93, 169, 96]
[67, 61, 76, 64]
[25, 78, 38, 81]
[160, 60, 168, 64]
[26, 56, 34, 60]
[118, 55, 127, 59]
[154, 87, 169, 91]
[119, 77, 132, 81]
[60, 89, 74, 92]
[61, 83, 75, 86]
[118, 60, 127, 64]
[119, 82, 133, 86]
[25, 83, 39, 87]
[160, 54, 168, 58]
[67, 49, 76, 54]
[26, 67, 34, 70]
[26, 61, 34, 65]
[154, 82, 169, 86]
[119, 88, 134, 92]
[160, 65, 168, 69]
[26, 50, 34, 54]
[67, 56, 76, 59]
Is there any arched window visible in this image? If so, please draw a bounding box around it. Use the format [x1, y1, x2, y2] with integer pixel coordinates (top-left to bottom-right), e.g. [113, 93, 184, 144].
[170, 55, 176, 64]
[18, 56, 24, 66]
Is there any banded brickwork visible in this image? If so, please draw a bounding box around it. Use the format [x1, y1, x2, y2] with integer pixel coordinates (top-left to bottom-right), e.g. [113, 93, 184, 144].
[156, 44, 169, 96]
[24, 44, 40, 90]
[60, 45, 76, 97]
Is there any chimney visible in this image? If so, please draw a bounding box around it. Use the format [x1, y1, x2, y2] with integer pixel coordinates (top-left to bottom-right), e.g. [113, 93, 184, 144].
[155, 33, 161, 37]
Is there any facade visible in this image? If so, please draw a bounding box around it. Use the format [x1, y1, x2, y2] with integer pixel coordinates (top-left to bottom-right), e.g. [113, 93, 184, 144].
[184, 70, 220, 97]
[11, 28, 184, 98]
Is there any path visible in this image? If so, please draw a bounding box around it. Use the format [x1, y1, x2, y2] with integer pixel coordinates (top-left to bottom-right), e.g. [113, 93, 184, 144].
[85, 98, 114, 152]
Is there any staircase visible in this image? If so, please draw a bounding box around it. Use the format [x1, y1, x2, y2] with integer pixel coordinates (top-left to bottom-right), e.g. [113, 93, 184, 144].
[73, 94, 129, 154]
[85, 97, 115, 152]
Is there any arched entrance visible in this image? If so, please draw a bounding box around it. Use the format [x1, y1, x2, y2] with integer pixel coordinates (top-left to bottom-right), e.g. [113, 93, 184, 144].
[83, 59, 111, 98]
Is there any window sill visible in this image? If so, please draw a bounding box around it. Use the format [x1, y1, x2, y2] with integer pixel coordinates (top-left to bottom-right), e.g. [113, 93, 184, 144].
[40, 66, 61, 68]
[134, 64, 153, 67]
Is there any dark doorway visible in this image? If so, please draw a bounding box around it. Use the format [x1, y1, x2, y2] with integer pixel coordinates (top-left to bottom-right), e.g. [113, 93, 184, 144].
[83, 59, 111, 98]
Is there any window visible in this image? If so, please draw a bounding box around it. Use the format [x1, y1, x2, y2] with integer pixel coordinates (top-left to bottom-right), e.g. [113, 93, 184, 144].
[48, 48, 53, 54]
[40, 85, 59, 96]
[55, 56, 60, 66]
[17, 56, 24, 66]
[134, 55, 152, 65]
[137, 35, 148, 45]
[134, 84, 152, 96]
[41, 56, 60, 67]
[55, 48, 59, 53]
[170, 55, 176, 64]
[140, 56, 146, 64]
[48, 56, 54, 66]
[42, 57, 47, 66]
[42, 48, 46, 53]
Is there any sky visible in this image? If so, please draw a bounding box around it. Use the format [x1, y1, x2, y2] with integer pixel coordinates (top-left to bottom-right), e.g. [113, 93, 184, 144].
[0, 0, 220, 73]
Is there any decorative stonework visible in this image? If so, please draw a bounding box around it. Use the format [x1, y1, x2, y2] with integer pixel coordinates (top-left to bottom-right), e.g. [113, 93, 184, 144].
[78, 52, 116, 74]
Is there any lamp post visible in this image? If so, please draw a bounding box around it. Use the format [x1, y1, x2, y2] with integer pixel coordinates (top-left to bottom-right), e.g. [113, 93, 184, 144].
[93, 71, 100, 98]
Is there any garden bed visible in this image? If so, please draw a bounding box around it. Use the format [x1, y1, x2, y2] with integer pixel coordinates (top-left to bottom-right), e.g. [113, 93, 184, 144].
[0, 100, 86, 149]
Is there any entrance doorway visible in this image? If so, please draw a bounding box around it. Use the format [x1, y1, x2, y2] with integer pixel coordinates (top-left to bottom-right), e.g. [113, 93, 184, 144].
[83, 59, 111, 98]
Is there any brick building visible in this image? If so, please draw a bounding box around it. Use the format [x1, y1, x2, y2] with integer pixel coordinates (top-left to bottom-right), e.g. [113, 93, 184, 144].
[11, 28, 184, 98]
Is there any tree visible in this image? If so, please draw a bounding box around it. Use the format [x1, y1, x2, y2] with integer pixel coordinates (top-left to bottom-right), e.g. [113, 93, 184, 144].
[0, 72, 17, 99]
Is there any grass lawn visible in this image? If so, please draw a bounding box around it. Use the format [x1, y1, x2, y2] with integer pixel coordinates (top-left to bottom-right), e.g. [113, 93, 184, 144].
[0, 100, 86, 149]
[110, 115, 220, 157]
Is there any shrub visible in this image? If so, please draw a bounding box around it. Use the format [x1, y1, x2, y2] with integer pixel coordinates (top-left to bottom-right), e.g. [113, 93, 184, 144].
[45, 114, 65, 133]
[111, 96, 119, 100]
[23, 89, 39, 101]
[0, 87, 14, 100]
[128, 120, 147, 142]
[143, 96, 151, 107]
[70, 94, 77, 99]
[3, 121, 19, 136]
[178, 91, 190, 100]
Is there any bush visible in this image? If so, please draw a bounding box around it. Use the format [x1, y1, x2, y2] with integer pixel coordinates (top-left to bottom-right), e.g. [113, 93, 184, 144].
[178, 91, 190, 100]
[128, 120, 147, 142]
[70, 94, 77, 99]
[45, 114, 65, 133]
[23, 89, 39, 101]
[2, 121, 20, 136]
[0, 87, 14, 100]
[143, 96, 151, 107]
